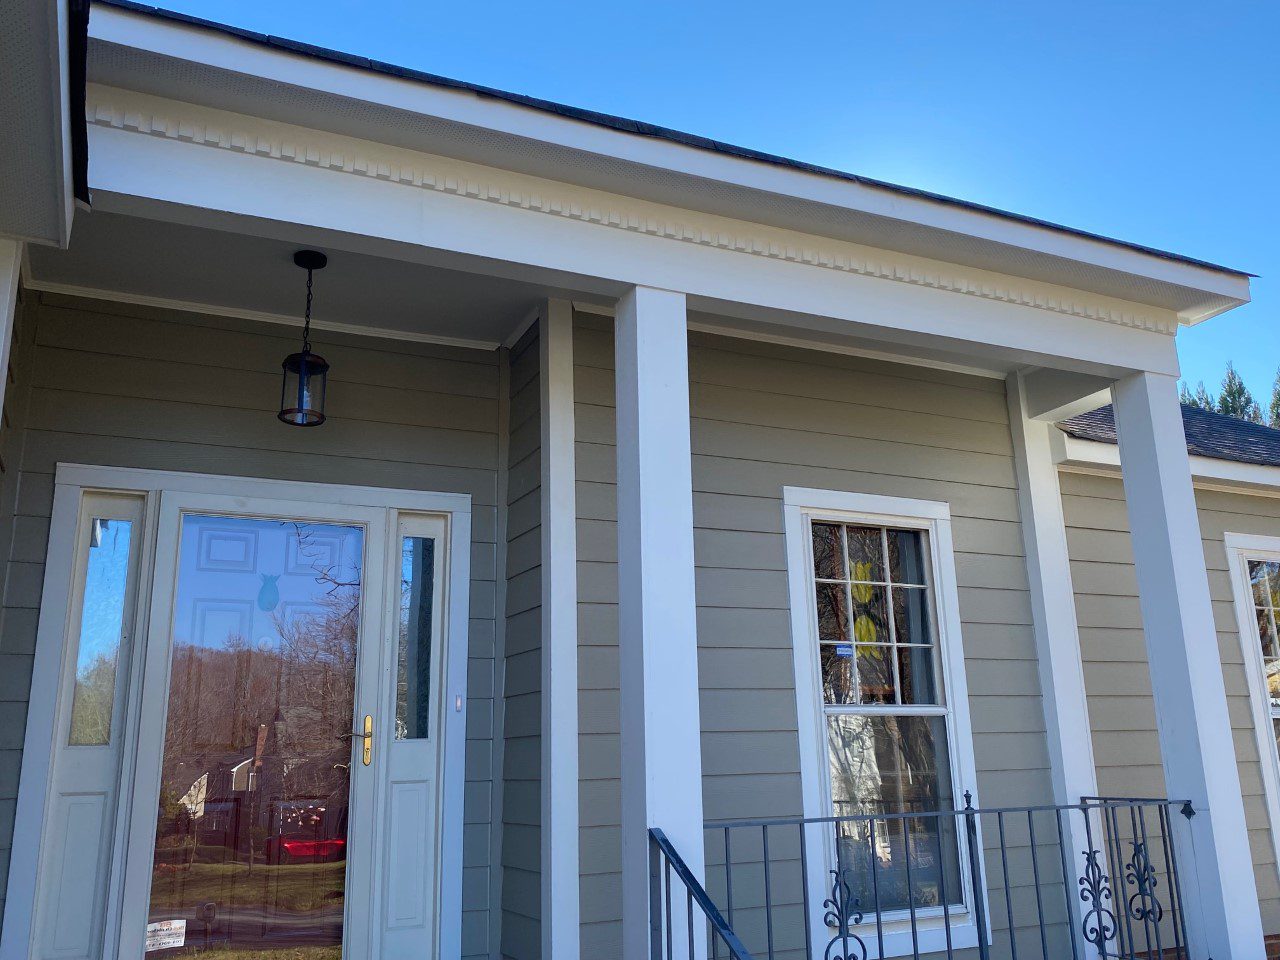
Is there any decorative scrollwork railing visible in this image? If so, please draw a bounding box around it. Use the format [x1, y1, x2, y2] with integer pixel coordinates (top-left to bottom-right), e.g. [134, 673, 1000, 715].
[1080, 847, 1118, 949]
[821, 866, 866, 960]
[661, 797, 1197, 960]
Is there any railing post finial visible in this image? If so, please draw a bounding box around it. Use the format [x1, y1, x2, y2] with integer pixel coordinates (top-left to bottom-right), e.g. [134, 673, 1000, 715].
[963, 790, 973, 810]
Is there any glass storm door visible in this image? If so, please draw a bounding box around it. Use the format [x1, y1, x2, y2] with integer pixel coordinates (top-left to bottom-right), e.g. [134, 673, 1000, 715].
[117, 495, 448, 960]
[144, 514, 366, 960]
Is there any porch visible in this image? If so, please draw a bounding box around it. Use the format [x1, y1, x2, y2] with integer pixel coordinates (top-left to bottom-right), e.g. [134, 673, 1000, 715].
[0, 5, 1267, 959]
[0, 251, 1258, 960]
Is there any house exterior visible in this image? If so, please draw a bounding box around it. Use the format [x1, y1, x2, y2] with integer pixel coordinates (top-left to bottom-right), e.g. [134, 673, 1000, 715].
[1, 3, 1278, 960]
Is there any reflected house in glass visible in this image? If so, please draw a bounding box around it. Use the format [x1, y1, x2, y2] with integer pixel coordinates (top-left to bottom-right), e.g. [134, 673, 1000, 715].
[148, 517, 364, 954]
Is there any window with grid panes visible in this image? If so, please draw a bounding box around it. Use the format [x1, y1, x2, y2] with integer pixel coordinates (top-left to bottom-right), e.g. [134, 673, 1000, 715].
[1248, 559, 1280, 754]
[810, 520, 963, 911]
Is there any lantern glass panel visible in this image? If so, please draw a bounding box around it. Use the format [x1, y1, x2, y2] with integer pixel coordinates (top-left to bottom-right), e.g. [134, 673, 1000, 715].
[278, 350, 329, 426]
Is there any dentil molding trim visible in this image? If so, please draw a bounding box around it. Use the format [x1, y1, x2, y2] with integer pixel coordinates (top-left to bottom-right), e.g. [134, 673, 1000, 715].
[85, 86, 1172, 335]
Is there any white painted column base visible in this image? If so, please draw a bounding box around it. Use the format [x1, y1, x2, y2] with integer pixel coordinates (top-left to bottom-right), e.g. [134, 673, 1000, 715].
[615, 286, 706, 960]
[1112, 370, 1265, 960]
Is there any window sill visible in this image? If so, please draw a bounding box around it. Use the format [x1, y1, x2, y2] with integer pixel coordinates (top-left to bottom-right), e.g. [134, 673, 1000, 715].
[822, 914, 978, 960]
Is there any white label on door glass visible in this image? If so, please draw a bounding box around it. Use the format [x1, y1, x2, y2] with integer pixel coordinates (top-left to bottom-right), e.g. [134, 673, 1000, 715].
[145, 920, 186, 951]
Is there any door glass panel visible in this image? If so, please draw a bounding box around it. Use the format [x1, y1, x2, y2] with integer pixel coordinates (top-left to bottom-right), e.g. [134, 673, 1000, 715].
[146, 515, 363, 960]
[395, 536, 436, 740]
[68, 518, 134, 745]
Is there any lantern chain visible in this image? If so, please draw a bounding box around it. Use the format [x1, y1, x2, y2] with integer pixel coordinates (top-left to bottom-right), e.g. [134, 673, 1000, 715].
[302, 267, 314, 351]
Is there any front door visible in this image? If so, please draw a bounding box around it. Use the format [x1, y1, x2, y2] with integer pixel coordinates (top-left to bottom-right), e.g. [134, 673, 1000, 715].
[10, 476, 463, 960]
[142, 507, 375, 960]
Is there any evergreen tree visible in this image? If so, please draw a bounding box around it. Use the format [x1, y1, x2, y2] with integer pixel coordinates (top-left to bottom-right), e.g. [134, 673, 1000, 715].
[1195, 381, 1214, 409]
[1180, 380, 1215, 411]
[1217, 362, 1263, 424]
[1269, 367, 1280, 428]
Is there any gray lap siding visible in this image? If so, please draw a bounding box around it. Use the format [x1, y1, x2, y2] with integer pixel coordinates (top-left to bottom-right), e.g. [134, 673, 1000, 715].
[0, 292, 502, 957]
[574, 313, 1054, 956]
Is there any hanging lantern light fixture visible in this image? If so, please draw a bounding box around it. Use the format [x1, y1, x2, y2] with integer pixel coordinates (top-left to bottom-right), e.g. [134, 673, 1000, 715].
[278, 250, 330, 427]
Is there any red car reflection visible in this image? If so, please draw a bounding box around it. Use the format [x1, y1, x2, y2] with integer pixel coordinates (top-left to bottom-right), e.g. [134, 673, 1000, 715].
[267, 836, 346, 863]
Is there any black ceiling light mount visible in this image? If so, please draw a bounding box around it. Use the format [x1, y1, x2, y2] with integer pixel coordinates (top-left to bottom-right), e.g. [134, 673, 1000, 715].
[278, 250, 330, 427]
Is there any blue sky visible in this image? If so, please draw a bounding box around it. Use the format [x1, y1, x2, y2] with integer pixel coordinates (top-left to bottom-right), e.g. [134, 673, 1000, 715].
[152, 0, 1279, 401]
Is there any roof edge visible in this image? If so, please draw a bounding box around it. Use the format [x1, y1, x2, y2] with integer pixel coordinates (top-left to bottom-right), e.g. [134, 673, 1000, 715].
[93, 0, 1253, 281]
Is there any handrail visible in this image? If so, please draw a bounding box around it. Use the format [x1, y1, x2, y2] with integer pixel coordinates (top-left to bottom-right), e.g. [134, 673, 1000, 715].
[703, 795, 1196, 830]
[650, 828, 754, 960]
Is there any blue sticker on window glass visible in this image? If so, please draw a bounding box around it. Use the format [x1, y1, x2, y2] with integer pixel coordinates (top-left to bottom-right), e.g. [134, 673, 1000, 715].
[834, 644, 854, 658]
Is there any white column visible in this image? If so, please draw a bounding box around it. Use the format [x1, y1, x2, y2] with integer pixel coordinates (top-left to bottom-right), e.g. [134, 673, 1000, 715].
[615, 286, 705, 960]
[1006, 373, 1100, 956]
[1112, 370, 1264, 960]
[540, 299, 580, 959]
[0, 239, 21, 421]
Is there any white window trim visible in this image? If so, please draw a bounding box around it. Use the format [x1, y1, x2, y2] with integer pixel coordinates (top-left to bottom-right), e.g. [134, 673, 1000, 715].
[782, 487, 983, 958]
[1222, 531, 1280, 887]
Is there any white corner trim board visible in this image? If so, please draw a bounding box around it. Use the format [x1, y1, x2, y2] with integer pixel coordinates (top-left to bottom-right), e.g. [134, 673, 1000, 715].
[84, 85, 1173, 335]
[1005, 377, 1099, 804]
[538, 300, 580, 959]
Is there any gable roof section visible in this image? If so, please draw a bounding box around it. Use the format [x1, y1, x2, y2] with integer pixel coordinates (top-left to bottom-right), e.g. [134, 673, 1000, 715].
[1060, 404, 1280, 469]
[91, 0, 1251, 325]
[100, 0, 1243, 277]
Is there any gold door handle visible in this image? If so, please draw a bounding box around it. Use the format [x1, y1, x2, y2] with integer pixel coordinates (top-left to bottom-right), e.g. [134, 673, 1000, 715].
[337, 715, 373, 765]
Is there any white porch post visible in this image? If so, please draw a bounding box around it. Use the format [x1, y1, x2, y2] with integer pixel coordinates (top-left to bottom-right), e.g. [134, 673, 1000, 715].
[615, 286, 706, 960]
[540, 299, 581, 959]
[1006, 373, 1100, 957]
[1112, 370, 1264, 960]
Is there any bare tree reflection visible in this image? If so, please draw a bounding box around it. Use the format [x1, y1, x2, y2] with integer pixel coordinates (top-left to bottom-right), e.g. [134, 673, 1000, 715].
[149, 522, 362, 959]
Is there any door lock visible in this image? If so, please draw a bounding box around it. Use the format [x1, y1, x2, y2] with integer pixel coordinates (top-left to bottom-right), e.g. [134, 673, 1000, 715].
[338, 714, 374, 765]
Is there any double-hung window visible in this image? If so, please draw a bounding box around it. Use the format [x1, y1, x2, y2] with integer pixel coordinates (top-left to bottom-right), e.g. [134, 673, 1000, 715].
[1246, 557, 1280, 742]
[1225, 534, 1280, 877]
[784, 489, 978, 940]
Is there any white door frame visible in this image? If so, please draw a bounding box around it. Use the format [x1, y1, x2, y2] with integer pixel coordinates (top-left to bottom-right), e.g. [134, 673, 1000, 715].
[1, 463, 473, 960]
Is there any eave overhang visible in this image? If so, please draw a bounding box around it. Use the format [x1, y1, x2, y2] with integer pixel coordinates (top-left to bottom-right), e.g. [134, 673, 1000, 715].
[86, 1, 1250, 327]
[2, 0, 84, 247]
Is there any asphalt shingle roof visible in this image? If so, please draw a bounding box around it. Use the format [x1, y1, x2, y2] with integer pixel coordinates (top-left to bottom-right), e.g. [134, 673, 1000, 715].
[1059, 404, 1280, 469]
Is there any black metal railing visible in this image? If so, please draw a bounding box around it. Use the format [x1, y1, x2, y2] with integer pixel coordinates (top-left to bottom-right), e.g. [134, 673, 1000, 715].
[651, 828, 755, 960]
[654, 796, 1196, 960]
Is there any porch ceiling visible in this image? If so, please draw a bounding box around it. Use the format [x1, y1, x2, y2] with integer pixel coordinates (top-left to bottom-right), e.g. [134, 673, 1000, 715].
[24, 211, 560, 349]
